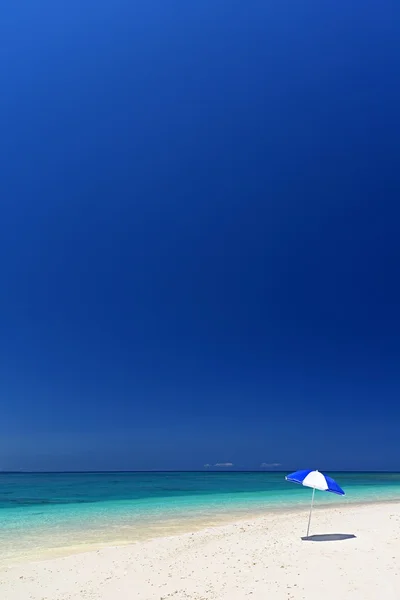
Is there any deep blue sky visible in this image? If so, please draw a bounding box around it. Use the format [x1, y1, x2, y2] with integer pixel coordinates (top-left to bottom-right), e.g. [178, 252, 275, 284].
[1, 1, 399, 471]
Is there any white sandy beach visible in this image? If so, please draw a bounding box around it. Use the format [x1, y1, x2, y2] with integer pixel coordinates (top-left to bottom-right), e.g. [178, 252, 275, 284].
[1, 502, 399, 600]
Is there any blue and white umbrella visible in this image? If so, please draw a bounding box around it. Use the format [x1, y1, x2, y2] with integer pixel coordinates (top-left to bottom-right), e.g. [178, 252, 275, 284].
[285, 469, 345, 537]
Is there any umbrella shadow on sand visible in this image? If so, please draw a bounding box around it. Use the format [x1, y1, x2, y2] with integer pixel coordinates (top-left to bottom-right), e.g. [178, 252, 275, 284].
[302, 533, 356, 542]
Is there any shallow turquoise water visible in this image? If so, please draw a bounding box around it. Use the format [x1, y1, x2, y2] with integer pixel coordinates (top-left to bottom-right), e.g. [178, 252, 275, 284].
[0, 472, 399, 562]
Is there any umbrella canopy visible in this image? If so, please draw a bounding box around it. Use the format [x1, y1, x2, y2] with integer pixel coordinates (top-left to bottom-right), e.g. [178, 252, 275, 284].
[285, 470, 345, 537]
[286, 469, 345, 496]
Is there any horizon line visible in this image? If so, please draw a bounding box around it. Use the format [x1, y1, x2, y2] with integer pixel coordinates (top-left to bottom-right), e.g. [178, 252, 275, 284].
[1, 469, 398, 474]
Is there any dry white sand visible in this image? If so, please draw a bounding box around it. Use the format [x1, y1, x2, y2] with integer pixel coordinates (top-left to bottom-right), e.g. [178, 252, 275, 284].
[1, 502, 399, 600]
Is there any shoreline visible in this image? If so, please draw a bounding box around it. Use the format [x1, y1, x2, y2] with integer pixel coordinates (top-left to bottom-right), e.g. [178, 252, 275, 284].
[2, 497, 399, 566]
[1, 501, 399, 599]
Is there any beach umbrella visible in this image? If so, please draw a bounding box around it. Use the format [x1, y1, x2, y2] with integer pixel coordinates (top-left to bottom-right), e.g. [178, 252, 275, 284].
[285, 470, 345, 537]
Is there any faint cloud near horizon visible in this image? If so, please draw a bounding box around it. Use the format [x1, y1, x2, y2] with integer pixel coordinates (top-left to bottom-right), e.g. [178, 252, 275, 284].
[260, 462, 281, 468]
[204, 462, 234, 468]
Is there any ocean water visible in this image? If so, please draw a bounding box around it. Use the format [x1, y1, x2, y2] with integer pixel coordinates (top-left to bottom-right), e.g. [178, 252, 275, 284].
[0, 471, 399, 563]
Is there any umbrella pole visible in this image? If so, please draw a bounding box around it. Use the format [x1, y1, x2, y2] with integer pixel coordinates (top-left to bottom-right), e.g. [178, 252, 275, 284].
[306, 487, 316, 538]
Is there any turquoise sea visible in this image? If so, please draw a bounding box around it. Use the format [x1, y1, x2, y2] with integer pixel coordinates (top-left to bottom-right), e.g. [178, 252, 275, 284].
[1, 471, 399, 563]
